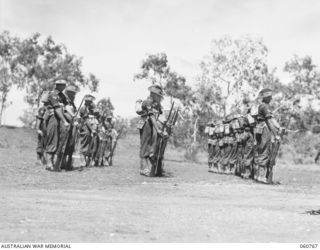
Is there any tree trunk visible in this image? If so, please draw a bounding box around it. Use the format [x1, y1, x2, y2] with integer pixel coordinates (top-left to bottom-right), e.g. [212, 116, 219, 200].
[193, 116, 199, 143]
[0, 92, 7, 126]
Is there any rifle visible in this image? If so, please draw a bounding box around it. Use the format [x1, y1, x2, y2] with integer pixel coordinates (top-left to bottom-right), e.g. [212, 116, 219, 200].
[154, 102, 179, 176]
[58, 94, 90, 170]
[107, 126, 124, 166]
[268, 116, 292, 183]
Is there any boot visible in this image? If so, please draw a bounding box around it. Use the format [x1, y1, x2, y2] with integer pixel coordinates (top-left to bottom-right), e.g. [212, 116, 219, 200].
[53, 153, 62, 172]
[217, 164, 222, 174]
[266, 166, 273, 184]
[257, 166, 267, 183]
[45, 153, 54, 171]
[213, 163, 218, 173]
[252, 164, 259, 181]
[208, 163, 212, 172]
[36, 153, 43, 166]
[65, 155, 73, 171]
[229, 164, 235, 175]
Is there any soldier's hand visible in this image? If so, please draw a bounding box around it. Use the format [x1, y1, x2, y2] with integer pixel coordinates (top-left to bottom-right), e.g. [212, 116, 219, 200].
[64, 121, 70, 128]
[163, 131, 169, 139]
[158, 130, 169, 139]
[37, 130, 43, 136]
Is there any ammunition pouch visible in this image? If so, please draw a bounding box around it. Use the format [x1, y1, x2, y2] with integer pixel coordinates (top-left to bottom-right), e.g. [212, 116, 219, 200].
[208, 139, 217, 146]
[137, 118, 146, 130]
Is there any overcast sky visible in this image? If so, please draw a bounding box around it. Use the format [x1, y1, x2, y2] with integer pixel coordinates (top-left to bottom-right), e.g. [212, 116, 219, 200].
[1, 0, 320, 125]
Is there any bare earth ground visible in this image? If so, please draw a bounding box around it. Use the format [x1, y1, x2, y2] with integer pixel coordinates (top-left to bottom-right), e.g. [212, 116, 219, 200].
[0, 126, 319, 242]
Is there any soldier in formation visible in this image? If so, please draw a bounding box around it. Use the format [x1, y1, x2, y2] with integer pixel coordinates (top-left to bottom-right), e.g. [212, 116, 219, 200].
[206, 88, 284, 184]
[35, 78, 120, 171]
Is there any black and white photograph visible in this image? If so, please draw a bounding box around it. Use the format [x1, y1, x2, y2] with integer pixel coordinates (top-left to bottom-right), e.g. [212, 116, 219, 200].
[0, 0, 320, 246]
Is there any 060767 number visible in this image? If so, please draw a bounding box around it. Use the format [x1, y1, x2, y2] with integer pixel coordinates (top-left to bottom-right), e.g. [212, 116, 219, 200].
[300, 244, 318, 248]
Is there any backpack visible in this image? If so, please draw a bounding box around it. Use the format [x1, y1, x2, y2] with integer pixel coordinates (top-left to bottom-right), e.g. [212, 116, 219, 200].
[135, 99, 144, 115]
[250, 104, 259, 117]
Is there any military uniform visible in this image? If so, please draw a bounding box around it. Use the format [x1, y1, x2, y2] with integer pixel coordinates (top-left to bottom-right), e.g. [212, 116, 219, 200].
[78, 96, 95, 166]
[241, 119, 255, 179]
[97, 115, 118, 166]
[220, 119, 233, 174]
[214, 121, 224, 173]
[87, 110, 100, 167]
[206, 122, 217, 172]
[36, 105, 47, 165]
[253, 88, 282, 183]
[138, 85, 164, 177]
[60, 85, 78, 170]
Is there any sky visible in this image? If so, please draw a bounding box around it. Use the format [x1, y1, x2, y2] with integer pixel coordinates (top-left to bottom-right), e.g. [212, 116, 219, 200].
[1, 0, 320, 125]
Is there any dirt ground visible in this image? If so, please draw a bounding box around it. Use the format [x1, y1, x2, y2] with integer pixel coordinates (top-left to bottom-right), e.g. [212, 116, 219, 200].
[0, 126, 319, 242]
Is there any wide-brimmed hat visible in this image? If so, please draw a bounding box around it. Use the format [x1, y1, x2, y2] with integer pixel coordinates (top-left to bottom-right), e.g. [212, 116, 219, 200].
[54, 79, 67, 86]
[65, 85, 78, 93]
[148, 85, 163, 97]
[84, 94, 96, 102]
[258, 88, 272, 98]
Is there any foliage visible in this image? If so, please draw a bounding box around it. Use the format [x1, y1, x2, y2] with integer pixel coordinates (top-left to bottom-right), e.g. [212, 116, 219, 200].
[199, 35, 276, 115]
[97, 97, 114, 116]
[19, 107, 37, 128]
[0, 30, 100, 126]
[0, 31, 22, 125]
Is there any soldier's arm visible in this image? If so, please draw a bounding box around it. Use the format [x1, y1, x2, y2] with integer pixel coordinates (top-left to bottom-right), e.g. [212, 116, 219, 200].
[261, 104, 281, 134]
[48, 93, 69, 125]
[142, 99, 162, 134]
[150, 115, 161, 134]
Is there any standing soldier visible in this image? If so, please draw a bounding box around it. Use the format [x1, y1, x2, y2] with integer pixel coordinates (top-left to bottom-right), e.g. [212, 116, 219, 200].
[104, 114, 118, 166]
[136, 85, 167, 177]
[61, 85, 78, 170]
[207, 121, 217, 172]
[35, 92, 49, 166]
[214, 120, 224, 174]
[96, 112, 108, 166]
[78, 95, 95, 166]
[220, 116, 233, 174]
[88, 108, 100, 167]
[230, 116, 242, 176]
[241, 117, 255, 179]
[253, 88, 282, 183]
[45, 79, 70, 171]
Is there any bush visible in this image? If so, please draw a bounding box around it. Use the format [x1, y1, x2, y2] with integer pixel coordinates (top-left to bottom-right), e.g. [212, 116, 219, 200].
[281, 131, 320, 164]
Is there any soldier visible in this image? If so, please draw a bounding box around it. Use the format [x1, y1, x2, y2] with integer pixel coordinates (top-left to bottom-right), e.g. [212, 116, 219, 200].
[87, 108, 100, 167]
[207, 121, 219, 173]
[45, 79, 70, 171]
[36, 92, 49, 166]
[78, 95, 95, 166]
[230, 116, 242, 176]
[61, 85, 78, 170]
[220, 116, 233, 174]
[253, 88, 282, 183]
[241, 117, 255, 179]
[103, 114, 118, 166]
[137, 85, 167, 177]
[214, 120, 224, 174]
[96, 112, 108, 166]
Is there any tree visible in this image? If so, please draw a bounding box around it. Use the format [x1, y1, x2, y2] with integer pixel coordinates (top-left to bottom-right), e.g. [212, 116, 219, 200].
[200, 35, 274, 116]
[284, 55, 320, 98]
[134, 53, 169, 88]
[0, 31, 23, 125]
[282, 55, 320, 129]
[134, 52, 192, 104]
[16, 34, 99, 109]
